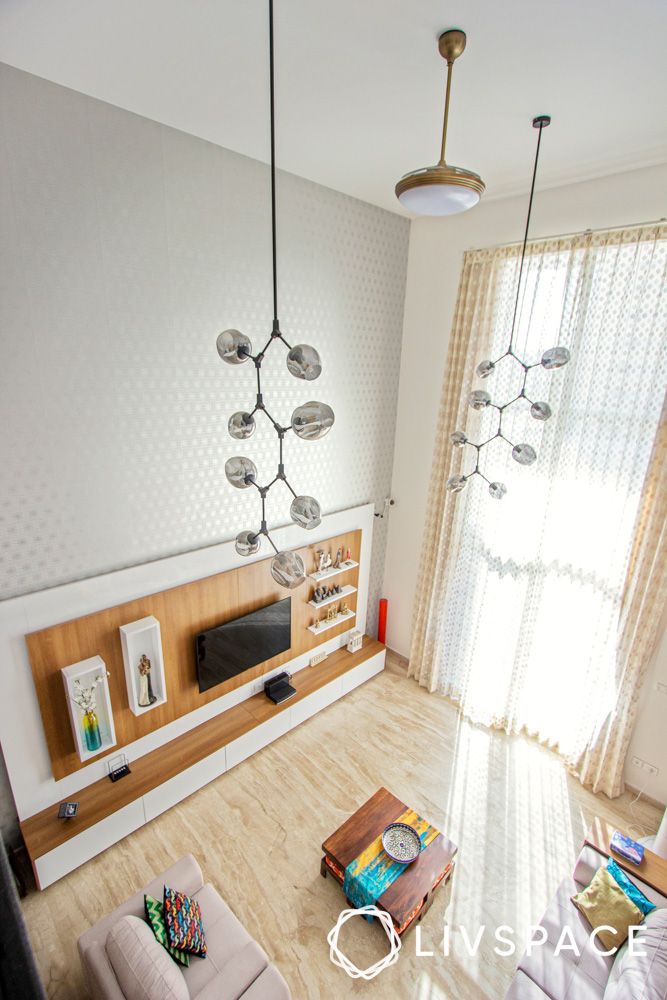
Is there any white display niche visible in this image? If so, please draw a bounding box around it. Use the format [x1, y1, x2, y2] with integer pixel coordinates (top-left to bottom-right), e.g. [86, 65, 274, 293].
[61, 656, 117, 763]
[119, 616, 167, 716]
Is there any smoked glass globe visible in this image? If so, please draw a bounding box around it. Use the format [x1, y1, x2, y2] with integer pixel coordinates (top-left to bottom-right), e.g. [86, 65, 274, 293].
[530, 401, 552, 421]
[450, 431, 468, 448]
[291, 401, 335, 440]
[476, 360, 495, 379]
[468, 390, 491, 410]
[216, 329, 252, 364]
[541, 346, 570, 370]
[512, 443, 537, 466]
[235, 530, 260, 556]
[290, 495, 321, 529]
[225, 456, 257, 489]
[446, 475, 467, 493]
[270, 551, 306, 589]
[489, 481, 507, 499]
[228, 411, 256, 440]
[286, 344, 322, 381]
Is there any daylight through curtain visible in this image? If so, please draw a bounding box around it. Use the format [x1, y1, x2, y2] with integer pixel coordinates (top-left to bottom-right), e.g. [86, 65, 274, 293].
[409, 223, 667, 795]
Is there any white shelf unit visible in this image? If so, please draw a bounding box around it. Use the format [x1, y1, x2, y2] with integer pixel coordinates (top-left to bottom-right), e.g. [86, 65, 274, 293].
[61, 656, 116, 763]
[308, 584, 357, 609]
[119, 616, 167, 716]
[308, 559, 359, 582]
[307, 609, 356, 635]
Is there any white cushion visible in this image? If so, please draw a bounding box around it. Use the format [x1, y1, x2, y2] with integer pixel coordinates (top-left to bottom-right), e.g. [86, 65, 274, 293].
[604, 907, 667, 1000]
[105, 915, 188, 1000]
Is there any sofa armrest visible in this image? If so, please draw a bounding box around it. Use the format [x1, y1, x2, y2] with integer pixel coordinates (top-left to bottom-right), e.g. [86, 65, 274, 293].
[573, 845, 608, 888]
[80, 942, 127, 1000]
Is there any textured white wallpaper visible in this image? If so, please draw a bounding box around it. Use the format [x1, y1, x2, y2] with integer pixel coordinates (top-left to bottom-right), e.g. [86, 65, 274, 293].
[0, 63, 408, 623]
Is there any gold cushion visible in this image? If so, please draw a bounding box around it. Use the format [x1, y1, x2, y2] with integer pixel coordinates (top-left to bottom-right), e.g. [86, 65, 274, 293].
[571, 865, 643, 952]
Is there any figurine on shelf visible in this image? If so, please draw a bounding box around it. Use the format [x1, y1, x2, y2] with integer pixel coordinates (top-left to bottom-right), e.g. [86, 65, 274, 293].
[137, 654, 157, 708]
[340, 601, 349, 615]
[335, 584, 342, 595]
[316, 549, 332, 574]
[326, 605, 338, 623]
[345, 547, 352, 563]
[313, 587, 323, 603]
[314, 618, 321, 630]
[333, 548, 342, 569]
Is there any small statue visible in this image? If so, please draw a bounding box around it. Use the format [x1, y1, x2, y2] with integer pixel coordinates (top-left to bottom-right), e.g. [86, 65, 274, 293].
[317, 549, 332, 574]
[340, 601, 349, 615]
[137, 654, 157, 708]
[345, 547, 352, 563]
[326, 605, 338, 623]
[333, 548, 342, 569]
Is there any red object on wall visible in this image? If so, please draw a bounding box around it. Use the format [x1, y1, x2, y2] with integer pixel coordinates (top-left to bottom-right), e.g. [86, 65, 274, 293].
[378, 598, 388, 645]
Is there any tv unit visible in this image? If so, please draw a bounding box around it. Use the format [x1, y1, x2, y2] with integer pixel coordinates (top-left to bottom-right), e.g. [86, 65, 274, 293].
[195, 597, 291, 694]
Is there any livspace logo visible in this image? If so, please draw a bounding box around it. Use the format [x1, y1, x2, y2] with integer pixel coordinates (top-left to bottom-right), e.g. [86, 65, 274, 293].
[327, 912, 648, 980]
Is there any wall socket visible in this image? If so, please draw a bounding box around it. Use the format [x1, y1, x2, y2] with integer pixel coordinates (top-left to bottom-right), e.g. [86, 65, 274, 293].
[631, 755, 660, 777]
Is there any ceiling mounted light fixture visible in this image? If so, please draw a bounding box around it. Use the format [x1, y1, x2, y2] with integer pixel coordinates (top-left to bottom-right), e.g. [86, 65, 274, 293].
[395, 29, 485, 216]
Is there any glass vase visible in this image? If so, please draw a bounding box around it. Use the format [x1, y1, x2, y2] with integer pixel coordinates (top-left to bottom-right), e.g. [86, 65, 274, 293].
[82, 709, 102, 752]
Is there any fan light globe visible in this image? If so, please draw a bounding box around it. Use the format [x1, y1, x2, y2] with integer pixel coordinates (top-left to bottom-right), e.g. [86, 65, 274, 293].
[489, 482, 507, 500]
[446, 475, 467, 493]
[541, 346, 571, 370]
[450, 431, 468, 447]
[512, 443, 537, 466]
[468, 390, 491, 410]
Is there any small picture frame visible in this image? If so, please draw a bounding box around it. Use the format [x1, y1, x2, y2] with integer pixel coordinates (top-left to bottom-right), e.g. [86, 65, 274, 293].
[58, 801, 79, 820]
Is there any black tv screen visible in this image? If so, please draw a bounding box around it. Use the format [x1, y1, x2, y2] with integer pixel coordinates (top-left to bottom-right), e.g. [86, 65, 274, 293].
[195, 597, 291, 694]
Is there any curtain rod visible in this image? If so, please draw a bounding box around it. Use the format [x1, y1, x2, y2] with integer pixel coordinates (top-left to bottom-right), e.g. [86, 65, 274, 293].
[468, 217, 666, 252]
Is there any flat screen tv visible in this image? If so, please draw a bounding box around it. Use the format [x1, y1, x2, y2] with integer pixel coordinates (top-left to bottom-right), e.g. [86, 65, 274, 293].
[195, 597, 291, 694]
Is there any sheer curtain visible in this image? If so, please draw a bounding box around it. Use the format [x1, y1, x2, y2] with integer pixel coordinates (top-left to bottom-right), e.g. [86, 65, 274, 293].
[409, 223, 667, 795]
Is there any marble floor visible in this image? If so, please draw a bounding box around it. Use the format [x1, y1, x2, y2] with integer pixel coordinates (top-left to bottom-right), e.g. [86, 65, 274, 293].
[22, 652, 661, 1000]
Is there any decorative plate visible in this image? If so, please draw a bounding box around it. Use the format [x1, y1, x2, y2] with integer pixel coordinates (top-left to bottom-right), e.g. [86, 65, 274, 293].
[382, 822, 422, 864]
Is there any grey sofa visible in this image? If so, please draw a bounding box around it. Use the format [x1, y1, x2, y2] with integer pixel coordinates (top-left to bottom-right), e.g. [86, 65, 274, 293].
[78, 854, 291, 1000]
[505, 843, 667, 999]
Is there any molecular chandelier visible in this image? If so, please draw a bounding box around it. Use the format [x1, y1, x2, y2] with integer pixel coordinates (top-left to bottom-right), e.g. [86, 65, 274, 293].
[446, 116, 570, 500]
[215, 0, 333, 589]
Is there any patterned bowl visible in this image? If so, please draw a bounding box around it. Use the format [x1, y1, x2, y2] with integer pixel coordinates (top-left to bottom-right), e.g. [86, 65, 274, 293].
[382, 822, 422, 864]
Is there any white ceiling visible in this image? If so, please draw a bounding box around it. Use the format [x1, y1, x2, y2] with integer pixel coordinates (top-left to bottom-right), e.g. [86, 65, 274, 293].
[1, 0, 666, 214]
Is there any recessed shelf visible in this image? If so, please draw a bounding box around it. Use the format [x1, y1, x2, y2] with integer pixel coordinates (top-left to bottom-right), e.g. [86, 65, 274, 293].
[61, 656, 116, 763]
[308, 584, 357, 609]
[307, 609, 356, 635]
[119, 616, 167, 716]
[308, 560, 359, 582]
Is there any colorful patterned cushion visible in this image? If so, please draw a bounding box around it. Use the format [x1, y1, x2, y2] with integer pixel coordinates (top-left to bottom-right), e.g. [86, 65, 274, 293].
[144, 894, 190, 967]
[163, 884, 207, 957]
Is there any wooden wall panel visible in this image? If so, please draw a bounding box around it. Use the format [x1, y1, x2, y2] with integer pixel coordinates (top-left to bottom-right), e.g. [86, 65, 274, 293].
[25, 529, 361, 780]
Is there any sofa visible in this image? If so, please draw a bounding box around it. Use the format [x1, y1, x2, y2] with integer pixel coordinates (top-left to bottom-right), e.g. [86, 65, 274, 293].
[78, 855, 291, 1000]
[505, 843, 667, 999]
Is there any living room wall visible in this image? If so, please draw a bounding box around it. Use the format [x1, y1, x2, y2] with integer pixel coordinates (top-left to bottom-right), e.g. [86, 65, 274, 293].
[384, 160, 667, 805]
[0, 63, 409, 837]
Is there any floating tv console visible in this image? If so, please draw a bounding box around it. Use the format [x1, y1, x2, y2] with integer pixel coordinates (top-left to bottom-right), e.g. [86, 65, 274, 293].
[21, 638, 385, 889]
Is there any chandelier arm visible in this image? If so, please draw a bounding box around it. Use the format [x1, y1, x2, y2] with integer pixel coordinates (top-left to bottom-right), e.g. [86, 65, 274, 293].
[506, 118, 547, 353]
[269, 0, 279, 326]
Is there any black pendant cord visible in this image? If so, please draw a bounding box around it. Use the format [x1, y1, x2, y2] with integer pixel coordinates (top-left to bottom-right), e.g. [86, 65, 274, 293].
[269, 0, 279, 330]
[506, 117, 548, 356]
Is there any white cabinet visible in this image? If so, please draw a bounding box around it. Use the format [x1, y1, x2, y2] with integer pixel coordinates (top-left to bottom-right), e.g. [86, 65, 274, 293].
[143, 746, 227, 822]
[290, 678, 343, 727]
[35, 799, 145, 889]
[340, 650, 385, 695]
[226, 712, 292, 770]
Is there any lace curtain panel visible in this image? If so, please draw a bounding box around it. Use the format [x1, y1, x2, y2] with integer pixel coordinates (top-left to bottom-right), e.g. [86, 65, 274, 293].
[409, 223, 667, 797]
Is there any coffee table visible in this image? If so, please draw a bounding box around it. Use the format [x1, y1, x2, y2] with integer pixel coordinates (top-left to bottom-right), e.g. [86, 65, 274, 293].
[321, 787, 457, 935]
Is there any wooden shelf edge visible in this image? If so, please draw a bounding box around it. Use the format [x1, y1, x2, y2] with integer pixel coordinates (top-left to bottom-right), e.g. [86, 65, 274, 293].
[21, 637, 385, 861]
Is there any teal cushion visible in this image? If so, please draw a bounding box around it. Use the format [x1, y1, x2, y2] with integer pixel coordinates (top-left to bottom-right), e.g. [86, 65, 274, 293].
[607, 858, 656, 916]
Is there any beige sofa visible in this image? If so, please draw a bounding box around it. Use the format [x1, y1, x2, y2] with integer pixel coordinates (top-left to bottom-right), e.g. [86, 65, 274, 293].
[78, 855, 291, 1000]
[505, 844, 667, 999]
